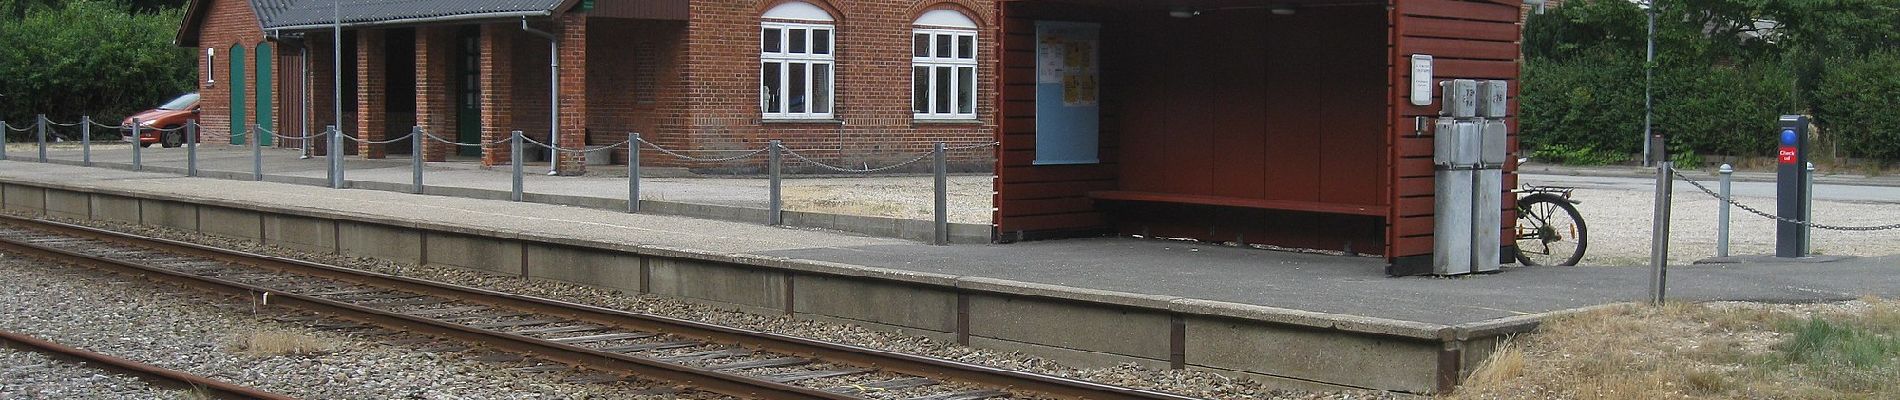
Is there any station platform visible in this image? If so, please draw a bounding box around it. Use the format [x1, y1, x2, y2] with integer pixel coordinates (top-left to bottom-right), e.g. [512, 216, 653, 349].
[2, 159, 1895, 394]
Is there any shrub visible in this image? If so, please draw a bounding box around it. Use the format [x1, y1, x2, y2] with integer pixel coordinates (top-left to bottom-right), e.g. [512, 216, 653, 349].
[1813, 52, 1900, 163]
[0, 0, 194, 139]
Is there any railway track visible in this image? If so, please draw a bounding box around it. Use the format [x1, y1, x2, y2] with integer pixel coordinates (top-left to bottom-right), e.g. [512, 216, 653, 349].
[0, 328, 293, 400]
[0, 215, 1202, 400]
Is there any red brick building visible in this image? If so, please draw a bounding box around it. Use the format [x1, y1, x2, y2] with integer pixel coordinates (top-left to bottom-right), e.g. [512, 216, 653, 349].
[176, 0, 997, 174]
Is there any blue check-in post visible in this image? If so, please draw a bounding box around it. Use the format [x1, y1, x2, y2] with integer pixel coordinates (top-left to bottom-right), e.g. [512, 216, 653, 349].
[1776, 115, 1809, 258]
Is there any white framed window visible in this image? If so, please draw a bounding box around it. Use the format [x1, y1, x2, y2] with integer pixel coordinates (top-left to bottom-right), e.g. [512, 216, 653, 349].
[912, 10, 977, 120]
[761, 2, 835, 120]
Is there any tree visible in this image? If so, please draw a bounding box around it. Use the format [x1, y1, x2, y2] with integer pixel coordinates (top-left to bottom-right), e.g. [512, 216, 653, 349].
[0, 0, 194, 132]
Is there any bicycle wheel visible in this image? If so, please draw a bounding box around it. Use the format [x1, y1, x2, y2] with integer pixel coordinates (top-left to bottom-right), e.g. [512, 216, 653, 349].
[1514, 193, 1588, 266]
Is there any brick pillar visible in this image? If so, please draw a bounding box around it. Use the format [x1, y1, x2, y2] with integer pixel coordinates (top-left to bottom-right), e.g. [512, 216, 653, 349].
[415, 27, 455, 162]
[479, 24, 515, 166]
[308, 35, 337, 156]
[556, 13, 589, 175]
[356, 29, 388, 159]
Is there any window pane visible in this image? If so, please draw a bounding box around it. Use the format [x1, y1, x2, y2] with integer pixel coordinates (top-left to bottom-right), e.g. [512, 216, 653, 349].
[762, 62, 782, 113]
[763, 28, 781, 53]
[935, 66, 951, 113]
[913, 66, 929, 114]
[790, 28, 807, 53]
[958, 35, 974, 59]
[812, 29, 831, 54]
[790, 62, 807, 113]
[958, 67, 975, 114]
[935, 34, 952, 58]
[914, 33, 929, 58]
[814, 63, 831, 114]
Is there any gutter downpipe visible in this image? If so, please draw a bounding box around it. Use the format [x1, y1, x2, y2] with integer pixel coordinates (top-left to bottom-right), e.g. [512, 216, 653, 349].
[520, 17, 560, 176]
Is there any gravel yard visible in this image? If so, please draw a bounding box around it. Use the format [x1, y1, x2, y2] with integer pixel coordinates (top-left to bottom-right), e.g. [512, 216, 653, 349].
[1551, 176, 1900, 266]
[0, 250, 719, 400]
[4, 210, 1402, 400]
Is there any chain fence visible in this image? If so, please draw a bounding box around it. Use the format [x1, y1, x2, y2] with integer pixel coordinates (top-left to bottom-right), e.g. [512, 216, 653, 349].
[1673, 169, 1900, 232]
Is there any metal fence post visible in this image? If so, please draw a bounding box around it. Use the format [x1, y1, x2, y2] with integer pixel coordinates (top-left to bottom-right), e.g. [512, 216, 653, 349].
[1649, 161, 1674, 303]
[81, 116, 92, 166]
[36, 114, 47, 163]
[1805, 162, 1815, 252]
[328, 125, 342, 188]
[511, 130, 524, 202]
[628, 132, 641, 213]
[768, 139, 783, 226]
[933, 142, 948, 245]
[411, 126, 424, 194]
[131, 119, 142, 171]
[251, 125, 263, 181]
[1717, 164, 1732, 258]
[0, 119, 9, 161]
[187, 122, 199, 177]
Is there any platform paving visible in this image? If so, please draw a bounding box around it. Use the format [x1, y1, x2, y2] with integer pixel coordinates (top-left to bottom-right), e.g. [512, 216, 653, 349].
[3, 159, 1895, 326]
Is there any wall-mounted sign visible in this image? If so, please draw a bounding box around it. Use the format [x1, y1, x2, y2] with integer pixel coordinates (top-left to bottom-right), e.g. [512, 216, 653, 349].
[1410, 54, 1434, 106]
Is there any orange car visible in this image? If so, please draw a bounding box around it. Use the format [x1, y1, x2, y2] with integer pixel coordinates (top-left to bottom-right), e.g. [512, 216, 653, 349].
[121, 93, 199, 147]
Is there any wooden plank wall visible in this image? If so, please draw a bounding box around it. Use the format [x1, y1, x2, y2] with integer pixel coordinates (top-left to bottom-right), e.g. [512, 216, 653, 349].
[1387, 0, 1523, 263]
[992, 1, 1122, 239]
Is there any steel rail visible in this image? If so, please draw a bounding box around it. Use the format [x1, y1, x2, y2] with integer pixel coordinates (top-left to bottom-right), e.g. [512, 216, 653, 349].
[0, 215, 1202, 400]
[0, 329, 296, 400]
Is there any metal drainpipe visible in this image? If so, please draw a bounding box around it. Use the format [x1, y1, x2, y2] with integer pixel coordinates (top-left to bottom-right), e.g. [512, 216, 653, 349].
[521, 17, 559, 176]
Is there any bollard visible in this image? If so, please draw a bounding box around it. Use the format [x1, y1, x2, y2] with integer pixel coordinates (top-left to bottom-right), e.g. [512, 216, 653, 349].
[81, 116, 92, 166]
[768, 140, 783, 226]
[1648, 161, 1674, 303]
[327, 125, 342, 188]
[410, 126, 424, 194]
[1717, 164, 1732, 258]
[511, 130, 524, 202]
[933, 142, 949, 245]
[132, 119, 143, 171]
[251, 125, 263, 181]
[1805, 162, 1815, 252]
[37, 114, 47, 163]
[187, 122, 199, 177]
[628, 133, 641, 213]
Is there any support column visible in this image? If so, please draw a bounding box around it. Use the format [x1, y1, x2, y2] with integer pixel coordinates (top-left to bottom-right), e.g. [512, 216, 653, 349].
[556, 13, 589, 175]
[356, 29, 388, 159]
[309, 35, 338, 156]
[479, 23, 516, 166]
[415, 27, 455, 162]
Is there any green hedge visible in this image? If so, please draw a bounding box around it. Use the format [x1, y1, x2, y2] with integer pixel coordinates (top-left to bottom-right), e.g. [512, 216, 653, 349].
[0, 0, 194, 137]
[1813, 52, 1900, 163]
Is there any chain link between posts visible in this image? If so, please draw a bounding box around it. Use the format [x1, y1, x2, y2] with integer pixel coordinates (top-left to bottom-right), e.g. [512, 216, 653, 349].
[256, 126, 325, 140]
[519, 136, 630, 154]
[3, 121, 32, 132]
[635, 138, 770, 162]
[1673, 170, 1900, 232]
[421, 131, 516, 148]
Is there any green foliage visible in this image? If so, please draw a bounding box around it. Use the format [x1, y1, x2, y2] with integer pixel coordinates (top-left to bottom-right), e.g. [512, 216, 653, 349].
[1521, 0, 1900, 164]
[1813, 51, 1900, 163]
[1772, 316, 1900, 393]
[0, 0, 194, 136]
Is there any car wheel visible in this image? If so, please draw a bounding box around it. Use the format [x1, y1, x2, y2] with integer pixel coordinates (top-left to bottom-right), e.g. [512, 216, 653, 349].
[161, 129, 183, 148]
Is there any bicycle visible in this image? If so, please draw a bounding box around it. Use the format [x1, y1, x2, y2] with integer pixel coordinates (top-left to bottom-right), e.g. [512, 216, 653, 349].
[1513, 183, 1588, 266]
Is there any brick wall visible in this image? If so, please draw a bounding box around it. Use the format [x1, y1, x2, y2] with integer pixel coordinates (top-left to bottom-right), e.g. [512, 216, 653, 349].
[415, 26, 456, 162]
[479, 23, 517, 166]
[356, 29, 388, 158]
[191, 0, 273, 145]
[674, 0, 998, 169]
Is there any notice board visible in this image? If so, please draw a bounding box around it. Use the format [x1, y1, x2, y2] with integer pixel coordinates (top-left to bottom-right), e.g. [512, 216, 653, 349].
[1034, 21, 1100, 165]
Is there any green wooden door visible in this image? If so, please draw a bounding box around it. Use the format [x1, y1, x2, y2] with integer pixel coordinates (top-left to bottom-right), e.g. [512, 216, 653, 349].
[255, 43, 273, 146]
[456, 29, 482, 156]
[229, 44, 246, 145]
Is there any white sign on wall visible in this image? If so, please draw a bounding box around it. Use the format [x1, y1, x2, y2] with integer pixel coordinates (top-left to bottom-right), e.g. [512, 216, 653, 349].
[1410, 54, 1434, 106]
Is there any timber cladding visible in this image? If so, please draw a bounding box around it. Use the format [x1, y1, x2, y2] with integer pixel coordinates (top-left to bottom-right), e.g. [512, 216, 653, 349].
[993, 0, 1523, 267]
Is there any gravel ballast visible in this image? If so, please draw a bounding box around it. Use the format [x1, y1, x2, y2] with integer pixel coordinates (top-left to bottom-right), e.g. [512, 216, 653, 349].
[0, 250, 721, 400]
[2, 211, 1400, 400]
[0, 346, 188, 400]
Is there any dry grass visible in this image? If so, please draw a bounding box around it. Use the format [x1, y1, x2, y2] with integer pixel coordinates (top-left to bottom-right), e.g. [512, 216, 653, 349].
[1451, 298, 1900, 400]
[232, 329, 335, 356]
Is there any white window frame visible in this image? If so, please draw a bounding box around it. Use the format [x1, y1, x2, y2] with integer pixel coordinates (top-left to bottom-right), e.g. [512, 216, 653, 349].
[911, 28, 978, 120]
[761, 21, 836, 120]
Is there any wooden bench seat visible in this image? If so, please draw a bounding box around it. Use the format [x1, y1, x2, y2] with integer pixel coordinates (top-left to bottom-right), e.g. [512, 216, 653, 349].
[1086, 190, 1386, 217]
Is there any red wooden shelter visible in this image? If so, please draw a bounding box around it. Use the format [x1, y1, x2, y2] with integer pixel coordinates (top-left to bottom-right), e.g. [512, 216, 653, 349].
[991, 0, 1523, 274]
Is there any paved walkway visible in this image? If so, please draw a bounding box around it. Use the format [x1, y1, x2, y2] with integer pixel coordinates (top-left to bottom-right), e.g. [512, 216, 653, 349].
[2, 159, 1894, 326]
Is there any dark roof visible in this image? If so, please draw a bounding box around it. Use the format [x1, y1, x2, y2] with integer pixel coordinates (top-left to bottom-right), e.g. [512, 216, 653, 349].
[253, 0, 565, 30]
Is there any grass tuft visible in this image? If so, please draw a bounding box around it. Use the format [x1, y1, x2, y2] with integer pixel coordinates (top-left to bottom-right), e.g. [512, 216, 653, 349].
[234, 329, 334, 356]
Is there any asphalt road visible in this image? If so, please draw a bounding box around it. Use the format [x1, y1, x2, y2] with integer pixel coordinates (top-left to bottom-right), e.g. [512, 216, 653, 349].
[1522, 172, 1900, 203]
